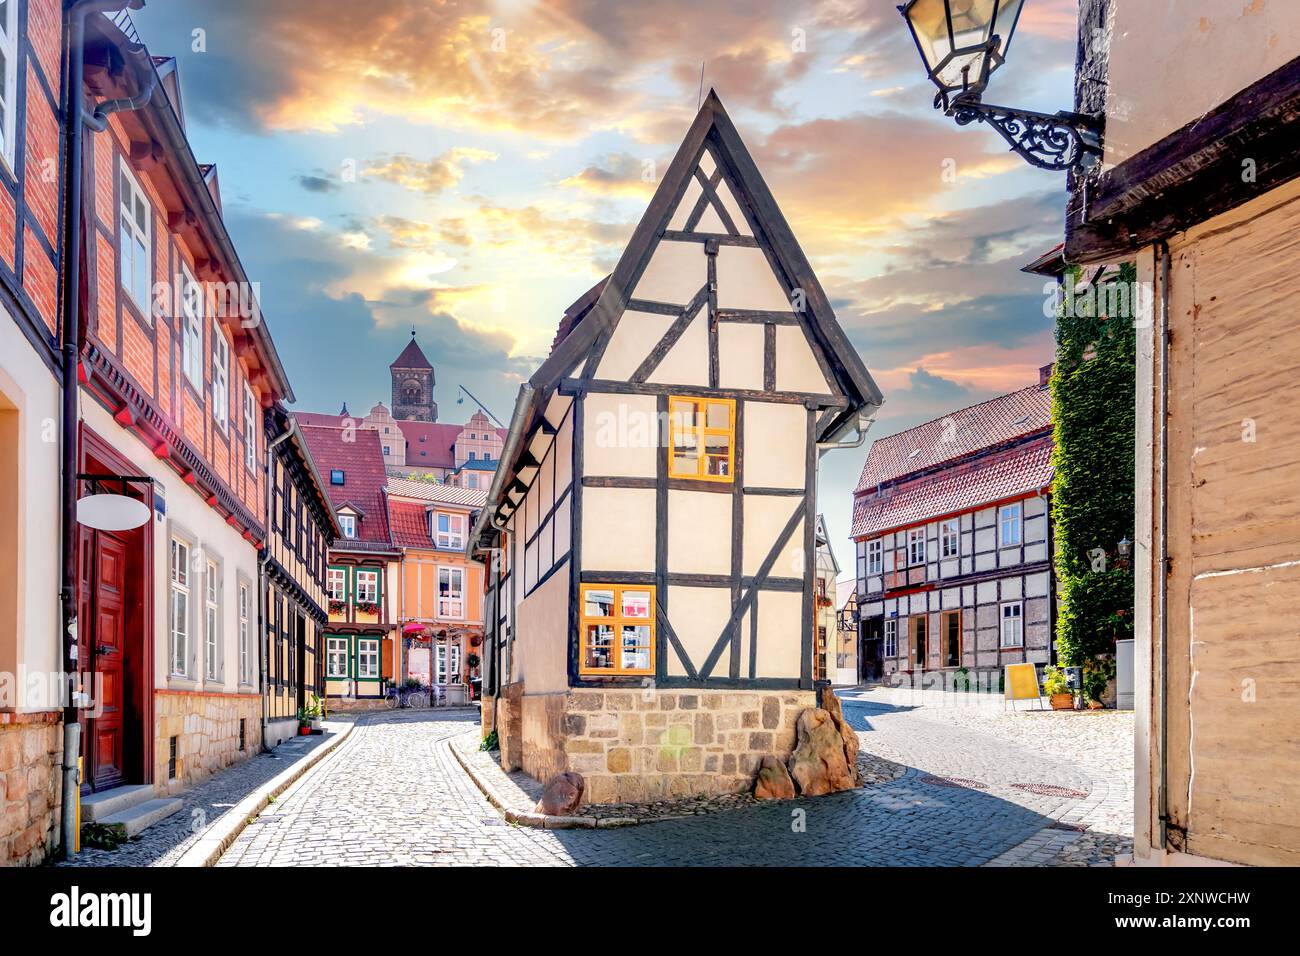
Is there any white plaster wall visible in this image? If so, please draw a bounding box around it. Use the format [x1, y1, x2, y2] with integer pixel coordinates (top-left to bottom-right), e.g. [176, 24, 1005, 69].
[713, 179, 753, 237]
[775, 324, 831, 394]
[581, 487, 656, 572]
[667, 178, 704, 231]
[743, 402, 805, 488]
[646, 312, 708, 386]
[667, 489, 731, 575]
[665, 585, 733, 676]
[633, 240, 705, 304]
[595, 311, 674, 381]
[1105, 0, 1300, 164]
[716, 246, 790, 311]
[743, 496, 804, 578]
[81, 400, 259, 695]
[755, 590, 802, 678]
[0, 318, 61, 711]
[582, 392, 657, 478]
[512, 556, 570, 694]
[718, 323, 764, 390]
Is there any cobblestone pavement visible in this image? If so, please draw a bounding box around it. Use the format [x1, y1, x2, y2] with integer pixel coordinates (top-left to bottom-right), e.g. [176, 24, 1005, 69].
[60, 726, 344, 867]
[218, 696, 1134, 867]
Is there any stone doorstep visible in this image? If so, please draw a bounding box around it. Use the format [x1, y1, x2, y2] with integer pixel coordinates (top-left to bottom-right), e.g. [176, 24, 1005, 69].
[80, 784, 156, 823]
[171, 719, 356, 867]
[92, 797, 184, 839]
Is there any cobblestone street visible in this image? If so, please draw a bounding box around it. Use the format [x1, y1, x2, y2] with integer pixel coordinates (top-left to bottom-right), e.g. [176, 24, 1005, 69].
[214, 693, 1133, 867]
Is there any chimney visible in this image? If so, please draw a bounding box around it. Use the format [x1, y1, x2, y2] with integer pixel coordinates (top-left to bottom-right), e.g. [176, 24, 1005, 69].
[1038, 363, 1054, 387]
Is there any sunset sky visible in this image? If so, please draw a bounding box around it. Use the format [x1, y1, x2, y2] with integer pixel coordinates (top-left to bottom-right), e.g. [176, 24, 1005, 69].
[132, 0, 1078, 563]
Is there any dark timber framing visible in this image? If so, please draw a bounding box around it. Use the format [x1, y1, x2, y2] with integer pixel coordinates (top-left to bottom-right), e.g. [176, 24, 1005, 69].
[472, 90, 883, 695]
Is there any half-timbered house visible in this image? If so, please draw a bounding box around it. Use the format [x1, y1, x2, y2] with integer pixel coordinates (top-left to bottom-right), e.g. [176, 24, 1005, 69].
[262, 407, 339, 745]
[296, 423, 400, 703]
[853, 373, 1055, 690]
[71, 13, 292, 813]
[468, 92, 882, 804]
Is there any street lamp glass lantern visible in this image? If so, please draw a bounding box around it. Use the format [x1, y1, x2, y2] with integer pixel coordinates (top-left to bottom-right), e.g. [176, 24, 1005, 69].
[899, 0, 1025, 101]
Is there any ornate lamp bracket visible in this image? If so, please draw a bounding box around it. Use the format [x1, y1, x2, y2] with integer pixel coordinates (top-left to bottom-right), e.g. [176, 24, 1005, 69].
[942, 93, 1102, 172]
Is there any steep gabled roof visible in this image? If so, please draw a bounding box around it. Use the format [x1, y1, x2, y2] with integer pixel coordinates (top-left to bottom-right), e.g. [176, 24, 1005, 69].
[529, 90, 882, 438]
[391, 336, 434, 370]
[855, 384, 1052, 492]
[387, 477, 487, 508]
[297, 425, 395, 553]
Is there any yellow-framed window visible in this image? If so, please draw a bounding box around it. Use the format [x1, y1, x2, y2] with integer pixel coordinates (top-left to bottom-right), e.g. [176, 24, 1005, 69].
[579, 584, 655, 676]
[668, 396, 735, 481]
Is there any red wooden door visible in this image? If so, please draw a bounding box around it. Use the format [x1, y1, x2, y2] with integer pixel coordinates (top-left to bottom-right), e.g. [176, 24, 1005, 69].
[88, 531, 128, 790]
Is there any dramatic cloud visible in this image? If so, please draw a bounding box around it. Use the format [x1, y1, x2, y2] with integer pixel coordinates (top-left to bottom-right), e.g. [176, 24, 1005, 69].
[364, 148, 497, 194]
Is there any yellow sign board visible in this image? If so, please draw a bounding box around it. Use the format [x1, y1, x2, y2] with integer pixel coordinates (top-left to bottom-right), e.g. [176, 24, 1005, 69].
[1004, 663, 1042, 709]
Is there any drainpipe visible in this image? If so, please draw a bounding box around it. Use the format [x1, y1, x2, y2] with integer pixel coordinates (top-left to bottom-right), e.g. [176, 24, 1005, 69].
[1156, 240, 1171, 850]
[260, 426, 293, 751]
[58, 0, 146, 861]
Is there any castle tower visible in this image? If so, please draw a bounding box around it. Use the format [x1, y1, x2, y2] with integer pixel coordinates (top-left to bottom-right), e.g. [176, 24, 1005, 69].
[390, 331, 437, 422]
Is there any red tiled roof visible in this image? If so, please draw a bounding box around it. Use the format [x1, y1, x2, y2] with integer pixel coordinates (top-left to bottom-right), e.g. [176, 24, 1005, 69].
[550, 275, 610, 356]
[851, 437, 1053, 538]
[387, 477, 487, 507]
[855, 384, 1051, 492]
[389, 499, 434, 549]
[296, 424, 394, 552]
[291, 412, 505, 470]
[390, 337, 433, 369]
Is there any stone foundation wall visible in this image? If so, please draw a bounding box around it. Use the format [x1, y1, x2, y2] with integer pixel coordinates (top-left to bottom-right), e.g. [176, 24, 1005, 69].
[0, 712, 62, 866]
[509, 687, 816, 804]
[154, 692, 261, 795]
[326, 697, 393, 713]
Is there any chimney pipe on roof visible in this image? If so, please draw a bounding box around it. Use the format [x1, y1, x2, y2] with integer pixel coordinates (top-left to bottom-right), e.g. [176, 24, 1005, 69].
[1038, 363, 1054, 387]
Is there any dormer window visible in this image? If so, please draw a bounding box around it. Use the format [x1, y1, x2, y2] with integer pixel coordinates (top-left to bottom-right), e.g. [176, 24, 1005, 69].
[338, 514, 356, 539]
[330, 469, 345, 485]
[433, 512, 465, 550]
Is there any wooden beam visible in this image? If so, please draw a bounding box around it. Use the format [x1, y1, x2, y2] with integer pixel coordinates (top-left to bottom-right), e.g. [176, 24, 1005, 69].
[630, 284, 709, 384]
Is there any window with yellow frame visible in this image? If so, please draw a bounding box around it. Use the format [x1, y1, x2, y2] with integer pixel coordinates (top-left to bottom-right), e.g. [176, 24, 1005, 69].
[668, 396, 735, 481]
[579, 584, 655, 675]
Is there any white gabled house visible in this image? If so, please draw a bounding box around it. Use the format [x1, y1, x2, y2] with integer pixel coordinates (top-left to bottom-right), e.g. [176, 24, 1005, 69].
[468, 91, 883, 804]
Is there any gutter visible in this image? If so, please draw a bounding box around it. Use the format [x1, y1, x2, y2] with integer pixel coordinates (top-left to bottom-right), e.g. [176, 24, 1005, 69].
[57, 0, 147, 862]
[466, 383, 536, 559]
[1156, 240, 1171, 850]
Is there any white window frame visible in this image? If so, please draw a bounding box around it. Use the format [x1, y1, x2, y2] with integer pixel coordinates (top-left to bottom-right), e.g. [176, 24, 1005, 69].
[437, 642, 462, 685]
[338, 513, 356, 539]
[238, 582, 250, 685]
[866, 539, 883, 576]
[212, 327, 229, 430]
[356, 638, 380, 679]
[181, 263, 203, 385]
[169, 538, 191, 677]
[326, 636, 349, 679]
[434, 512, 466, 550]
[0, 0, 17, 172]
[940, 518, 960, 558]
[326, 567, 347, 602]
[243, 384, 258, 471]
[438, 566, 465, 619]
[999, 502, 1023, 547]
[204, 558, 221, 680]
[119, 160, 153, 315]
[907, 528, 926, 566]
[1000, 602, 1024, 648]
[355, 569, 379, 605]
[884, 618, 898, 658]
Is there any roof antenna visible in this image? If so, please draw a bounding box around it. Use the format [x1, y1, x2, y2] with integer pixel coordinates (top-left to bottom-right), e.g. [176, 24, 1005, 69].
[697, 61, 705, 110]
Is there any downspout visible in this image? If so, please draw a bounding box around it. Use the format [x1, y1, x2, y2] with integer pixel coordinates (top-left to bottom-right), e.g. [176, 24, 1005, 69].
[58, 0, 146, 861]
[1156, 240, 1171, 851]
[261, 426, 293, 751]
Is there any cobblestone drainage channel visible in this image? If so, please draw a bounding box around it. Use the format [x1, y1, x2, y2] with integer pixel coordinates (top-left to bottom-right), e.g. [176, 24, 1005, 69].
[1010, 783, 1089, 799]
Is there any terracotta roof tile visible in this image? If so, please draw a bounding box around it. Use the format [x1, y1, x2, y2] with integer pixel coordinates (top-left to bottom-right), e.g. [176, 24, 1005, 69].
[389, 499, 434, 549]
[851, 437, 1053, 538]
[387, 477, 487, 508]
[296, 424, 394, 551]
[855, 384, 1051, 492]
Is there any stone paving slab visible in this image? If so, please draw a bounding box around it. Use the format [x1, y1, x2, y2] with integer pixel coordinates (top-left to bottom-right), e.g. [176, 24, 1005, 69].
[59, 722, 350, 867]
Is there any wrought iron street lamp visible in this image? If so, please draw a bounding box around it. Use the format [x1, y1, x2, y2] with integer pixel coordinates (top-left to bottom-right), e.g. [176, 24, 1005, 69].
[898, 0, 1101, 171]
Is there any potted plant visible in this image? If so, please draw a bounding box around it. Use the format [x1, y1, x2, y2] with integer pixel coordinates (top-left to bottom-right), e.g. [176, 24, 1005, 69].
[296, 706, 312, 735]
[1042, 665, 1075, 711]
[1082, 657, 1116, 710]
[307, 693, 325, 730]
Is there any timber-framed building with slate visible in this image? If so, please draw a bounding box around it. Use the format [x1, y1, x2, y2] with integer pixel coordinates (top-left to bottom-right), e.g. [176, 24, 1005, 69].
[468, 92, 882, 804]
[853, 371, 1055, 689]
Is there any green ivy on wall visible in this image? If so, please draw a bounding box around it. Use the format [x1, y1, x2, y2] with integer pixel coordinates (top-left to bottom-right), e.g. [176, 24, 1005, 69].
[1051, 263, 1137, 688]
